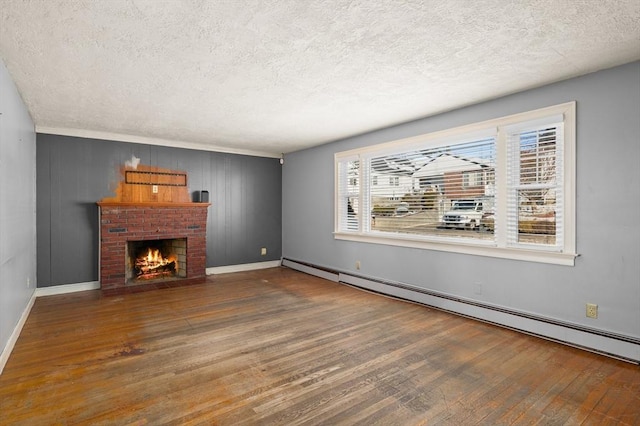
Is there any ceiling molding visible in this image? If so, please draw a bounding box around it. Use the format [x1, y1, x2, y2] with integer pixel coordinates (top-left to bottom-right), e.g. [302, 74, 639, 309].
[35, 126, 281, 159]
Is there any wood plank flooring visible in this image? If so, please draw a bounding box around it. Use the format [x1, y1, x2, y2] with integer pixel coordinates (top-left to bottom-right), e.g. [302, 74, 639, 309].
[1, 267, 639, 425]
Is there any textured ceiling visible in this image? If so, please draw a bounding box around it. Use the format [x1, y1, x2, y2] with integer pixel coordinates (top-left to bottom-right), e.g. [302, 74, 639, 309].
[1, 0, 639, 157]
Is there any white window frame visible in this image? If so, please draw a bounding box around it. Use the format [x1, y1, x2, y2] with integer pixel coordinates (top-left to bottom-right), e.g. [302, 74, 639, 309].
[334, 102, 577, 266]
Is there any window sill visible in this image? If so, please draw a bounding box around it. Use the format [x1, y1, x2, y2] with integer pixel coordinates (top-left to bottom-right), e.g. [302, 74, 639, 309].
[334, 232, 577, 266]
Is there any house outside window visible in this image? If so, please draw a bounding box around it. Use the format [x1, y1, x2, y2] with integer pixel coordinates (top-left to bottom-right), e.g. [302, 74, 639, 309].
[335, 102, 576, 265]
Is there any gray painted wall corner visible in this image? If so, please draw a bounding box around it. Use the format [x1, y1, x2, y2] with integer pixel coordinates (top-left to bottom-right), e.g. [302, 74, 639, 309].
[0, 58, 37, 364]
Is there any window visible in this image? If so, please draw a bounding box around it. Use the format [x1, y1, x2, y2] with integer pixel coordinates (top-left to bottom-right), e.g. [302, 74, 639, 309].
[337, 158, 360, 231]
[335, 102, 576, 265]
[507, 124, 562, 248]
[463, 170, 483, 187]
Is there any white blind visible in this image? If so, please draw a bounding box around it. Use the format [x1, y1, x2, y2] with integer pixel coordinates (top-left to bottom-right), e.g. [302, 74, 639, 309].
[506, 121, 564, 249]
[367, 137, 496, 241]
[337, 158, 360, 231]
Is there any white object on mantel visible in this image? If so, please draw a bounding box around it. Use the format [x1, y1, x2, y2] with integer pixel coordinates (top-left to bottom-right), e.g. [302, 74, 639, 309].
[125, 155, 140, 170]
[1, 1, 639, 156]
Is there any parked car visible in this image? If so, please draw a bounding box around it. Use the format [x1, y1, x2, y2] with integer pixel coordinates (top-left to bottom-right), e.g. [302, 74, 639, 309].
[441, 199, 483, 230]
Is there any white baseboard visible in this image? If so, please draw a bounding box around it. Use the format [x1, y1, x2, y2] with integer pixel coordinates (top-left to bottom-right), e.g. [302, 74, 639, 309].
[282, 259, 339, 282]
[206, 260, 282, 275]
[0, 290, 36, 375]
[1, 267, 280, 376]
[283, 258, 640, 364]
[1, 281, 101, 375]
[340, 274, 640, 363]
[35, 281, 101, 297]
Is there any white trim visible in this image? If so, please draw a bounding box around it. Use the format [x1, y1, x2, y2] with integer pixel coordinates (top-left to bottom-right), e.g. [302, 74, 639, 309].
[1, 282, 100, 375]
[337, 123, 499, 160]
[0, 291, 36, 375]
[282, 259, 340, 282]
[206, 260, 282, 275]
[502, 114, 564, 133]
[282, 260, 639, 363]
[334, 232, 577, 266]
[335, 103, 573, 159]
[562, 106, 577, 255]
[339, 273, 639, 363]
[34, 281, 101, 297]
[36, 126, 280, 159]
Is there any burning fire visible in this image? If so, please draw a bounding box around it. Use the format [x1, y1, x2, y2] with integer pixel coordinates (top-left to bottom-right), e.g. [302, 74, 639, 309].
[135, 248, 177, 279]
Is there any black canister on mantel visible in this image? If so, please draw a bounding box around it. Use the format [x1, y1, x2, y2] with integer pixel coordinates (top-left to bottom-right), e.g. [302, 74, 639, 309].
[193, 190, 209, 203]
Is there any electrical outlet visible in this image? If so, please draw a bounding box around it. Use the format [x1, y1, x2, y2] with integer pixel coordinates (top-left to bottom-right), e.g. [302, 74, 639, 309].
[27, 277, 30, 288]
[260, 247, 267, 256]
[152, 185, 158, 194]
[356, 261, 361, 270]
[586, 303, 598, 319]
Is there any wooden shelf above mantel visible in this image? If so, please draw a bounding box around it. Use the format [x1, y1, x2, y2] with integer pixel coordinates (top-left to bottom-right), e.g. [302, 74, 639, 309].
[98, 164, 205, 205]
[97, 202, 210, 208]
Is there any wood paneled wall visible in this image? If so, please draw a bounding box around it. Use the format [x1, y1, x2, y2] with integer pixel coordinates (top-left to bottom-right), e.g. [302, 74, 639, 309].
[36, 134, 282, 287]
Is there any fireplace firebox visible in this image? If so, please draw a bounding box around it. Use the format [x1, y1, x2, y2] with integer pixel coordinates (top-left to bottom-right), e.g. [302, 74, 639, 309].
[126, 238, 187, 283]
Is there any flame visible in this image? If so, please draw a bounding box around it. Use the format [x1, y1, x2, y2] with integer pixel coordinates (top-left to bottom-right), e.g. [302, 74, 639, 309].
[146, 249, 163, 264]
[142, 248, 167, 267]
[135, 248, 177, 278]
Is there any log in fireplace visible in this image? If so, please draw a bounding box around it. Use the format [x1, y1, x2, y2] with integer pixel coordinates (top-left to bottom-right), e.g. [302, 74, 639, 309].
[97, 161, 210, 294]
[127, 238, 186, 282]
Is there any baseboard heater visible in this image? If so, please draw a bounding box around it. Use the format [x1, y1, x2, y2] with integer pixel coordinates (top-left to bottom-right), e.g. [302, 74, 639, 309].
[281, 257, 640, 364]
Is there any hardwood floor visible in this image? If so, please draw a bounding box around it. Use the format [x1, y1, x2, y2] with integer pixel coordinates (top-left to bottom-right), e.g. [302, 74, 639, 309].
[1, 267, 638, 425]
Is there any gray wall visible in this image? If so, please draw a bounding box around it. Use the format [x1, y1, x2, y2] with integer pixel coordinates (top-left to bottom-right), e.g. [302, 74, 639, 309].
[37, 135, 282, 287]
[283, 61, 640, 340]
[0, 59, 37, 357]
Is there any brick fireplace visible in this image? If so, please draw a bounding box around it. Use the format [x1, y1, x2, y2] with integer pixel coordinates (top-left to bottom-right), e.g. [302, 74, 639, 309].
[98, 203, 209, 293]
[97, 161, 210, 294]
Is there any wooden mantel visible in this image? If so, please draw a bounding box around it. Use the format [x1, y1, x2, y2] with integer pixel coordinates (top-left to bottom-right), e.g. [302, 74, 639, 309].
[97, 201, 210, 208]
